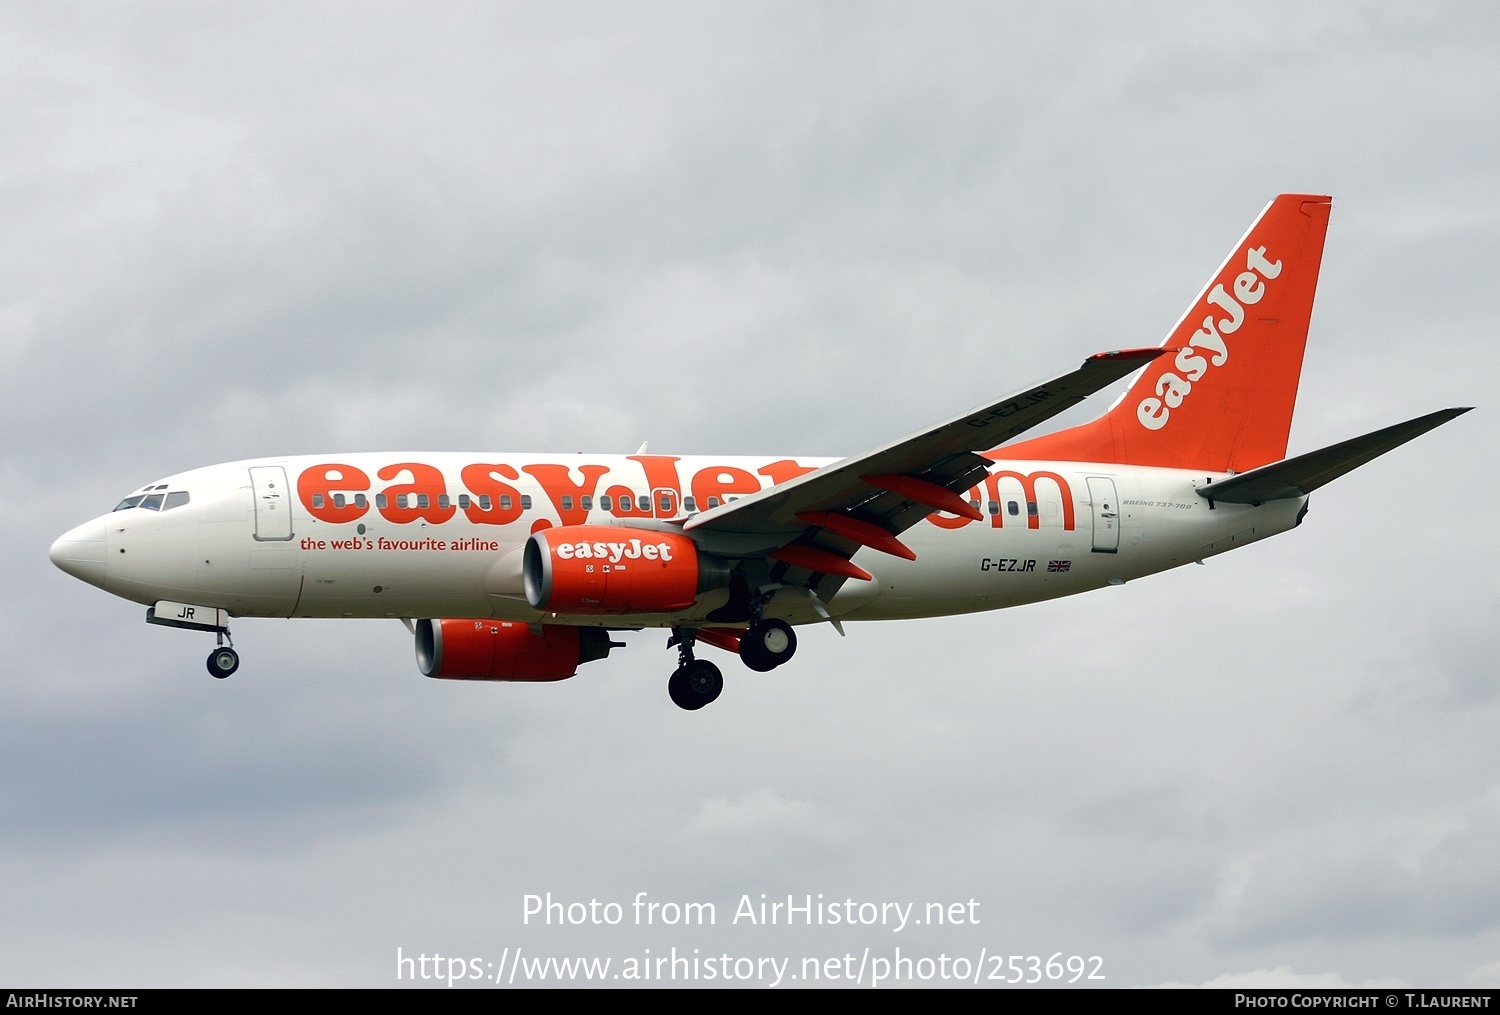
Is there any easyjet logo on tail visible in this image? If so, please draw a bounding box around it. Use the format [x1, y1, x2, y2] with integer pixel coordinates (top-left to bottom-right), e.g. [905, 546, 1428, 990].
[1137, 246, 1283, 432]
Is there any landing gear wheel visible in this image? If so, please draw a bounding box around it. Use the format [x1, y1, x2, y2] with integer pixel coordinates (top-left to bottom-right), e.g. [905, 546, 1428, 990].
[668, 660, 723, 710]
[740, 619, 797, 672]
[207, 647, 240, 679]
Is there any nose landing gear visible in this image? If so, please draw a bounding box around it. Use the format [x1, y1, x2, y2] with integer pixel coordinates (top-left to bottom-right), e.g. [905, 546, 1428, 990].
[145, 602, 242, 680]
[206, 628, 239, 679]
[207, 646, 240, 679]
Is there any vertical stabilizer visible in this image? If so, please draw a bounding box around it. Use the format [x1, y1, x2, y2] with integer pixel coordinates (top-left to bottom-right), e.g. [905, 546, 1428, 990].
[994, 194, 1332, 472]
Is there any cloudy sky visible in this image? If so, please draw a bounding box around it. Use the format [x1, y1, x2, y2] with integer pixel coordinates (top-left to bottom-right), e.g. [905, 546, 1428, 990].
[6, 1, 1499, 988]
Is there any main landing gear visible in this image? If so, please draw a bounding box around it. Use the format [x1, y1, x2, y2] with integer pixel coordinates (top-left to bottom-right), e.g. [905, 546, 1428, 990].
[739, 618, 797, 672]
[666, 629, 723, 711]
[665, 616, 802, 710]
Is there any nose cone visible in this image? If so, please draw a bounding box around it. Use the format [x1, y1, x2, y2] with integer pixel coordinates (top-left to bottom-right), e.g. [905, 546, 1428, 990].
[50, 516, 108, 587]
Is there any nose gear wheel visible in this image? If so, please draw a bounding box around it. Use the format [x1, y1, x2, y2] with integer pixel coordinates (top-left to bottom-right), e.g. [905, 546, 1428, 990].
[207, 646, 240, 679]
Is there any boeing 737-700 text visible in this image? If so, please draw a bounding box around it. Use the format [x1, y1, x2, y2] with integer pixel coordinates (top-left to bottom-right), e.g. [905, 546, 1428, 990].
[49, 195, 1469, 709]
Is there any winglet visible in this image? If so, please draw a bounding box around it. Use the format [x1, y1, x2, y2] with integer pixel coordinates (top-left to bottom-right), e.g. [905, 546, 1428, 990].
[1083, 347, 1169, 364]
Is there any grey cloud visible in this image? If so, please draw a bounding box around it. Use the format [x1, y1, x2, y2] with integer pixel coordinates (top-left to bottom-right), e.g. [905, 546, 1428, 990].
[5, 0, 1499, 987]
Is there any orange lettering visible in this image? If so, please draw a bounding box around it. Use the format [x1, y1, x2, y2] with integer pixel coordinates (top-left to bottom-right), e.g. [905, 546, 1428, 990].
[628, 455, 683, 495]
[522, 464, 610, 526]
[757, 459, 817, 485]
[690, 465, 761, 508]
[460, 464, 525, 526]
[297, 464, 371, 524]
[984, 470, 1074, 530]
[377, 463, 457, 525]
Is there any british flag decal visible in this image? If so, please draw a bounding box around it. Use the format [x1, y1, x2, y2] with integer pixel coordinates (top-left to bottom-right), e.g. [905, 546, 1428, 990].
[1047, 560, 1072, 572]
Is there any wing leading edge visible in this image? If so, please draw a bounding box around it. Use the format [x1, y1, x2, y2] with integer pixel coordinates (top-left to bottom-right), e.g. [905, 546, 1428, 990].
[682, 348, 1165, 603]
[687, 348, 1163, 541]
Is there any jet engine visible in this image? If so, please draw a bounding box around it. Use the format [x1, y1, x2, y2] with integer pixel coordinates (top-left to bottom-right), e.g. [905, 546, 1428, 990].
[414, 618, 617, 681]
[523, 525, 729, 614]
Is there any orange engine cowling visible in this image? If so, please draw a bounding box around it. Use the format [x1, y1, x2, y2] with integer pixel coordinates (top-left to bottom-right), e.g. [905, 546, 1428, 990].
[414, 618, 616, 681]
[523, 525, 728, 615]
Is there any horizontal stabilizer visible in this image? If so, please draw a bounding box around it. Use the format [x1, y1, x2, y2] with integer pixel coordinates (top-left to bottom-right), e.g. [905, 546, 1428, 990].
[1197, 407, 1471, 504]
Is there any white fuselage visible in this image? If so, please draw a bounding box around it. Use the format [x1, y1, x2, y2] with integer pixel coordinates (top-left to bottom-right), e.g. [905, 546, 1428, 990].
[52, 453, 1305, 627]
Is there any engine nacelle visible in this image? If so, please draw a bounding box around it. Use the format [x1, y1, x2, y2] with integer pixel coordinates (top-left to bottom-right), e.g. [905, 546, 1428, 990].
[414, 618, 616, 681]
[523, 525, 728, 614]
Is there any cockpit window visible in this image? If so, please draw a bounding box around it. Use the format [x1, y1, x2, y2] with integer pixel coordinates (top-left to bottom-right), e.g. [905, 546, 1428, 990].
[113, 488, 191, 511]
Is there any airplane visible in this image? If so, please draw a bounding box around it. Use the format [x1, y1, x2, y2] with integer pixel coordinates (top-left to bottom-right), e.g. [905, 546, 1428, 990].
[49, 194, 1470, 710]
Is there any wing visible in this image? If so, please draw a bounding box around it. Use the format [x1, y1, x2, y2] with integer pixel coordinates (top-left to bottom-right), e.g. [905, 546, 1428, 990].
[683, 348, 1165, 608]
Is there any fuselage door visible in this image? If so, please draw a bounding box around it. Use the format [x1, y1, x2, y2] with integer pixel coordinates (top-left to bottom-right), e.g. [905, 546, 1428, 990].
[1087, 476, 1119, 554]
[249, 466, 294, 541]
[652, 487, 679, 519]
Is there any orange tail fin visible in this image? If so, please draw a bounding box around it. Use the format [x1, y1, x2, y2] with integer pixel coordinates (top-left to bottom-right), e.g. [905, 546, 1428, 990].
[994, 194, 1332, 473]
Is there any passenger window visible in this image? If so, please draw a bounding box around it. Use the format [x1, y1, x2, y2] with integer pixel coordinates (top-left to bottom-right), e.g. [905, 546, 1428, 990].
[495, 495, 507, 511]
[163, 492, 190, 510]
[521, 495, 532, 510]
[707, 497, 720, 509]
[581, 496, 592, 511]
[354, 494, 368, 509]
[458, 494, 470, 510]
[438, 494, 450, 510]
[561, 496, 574, 511]
[658, 496, 671, 512]
[987, 501, 999, 515]
[397, 494, 409, 509]
[684, 497, 697, 512]
[312, 494, 326, 509]
[1027, 501, 1038, 516]
[480, 496, 493, 511]
[332, 493, 345, 509]
[376, 494, 388, 509]
[417, 494, 429, 509]
[1007, 501, 1019, 516]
